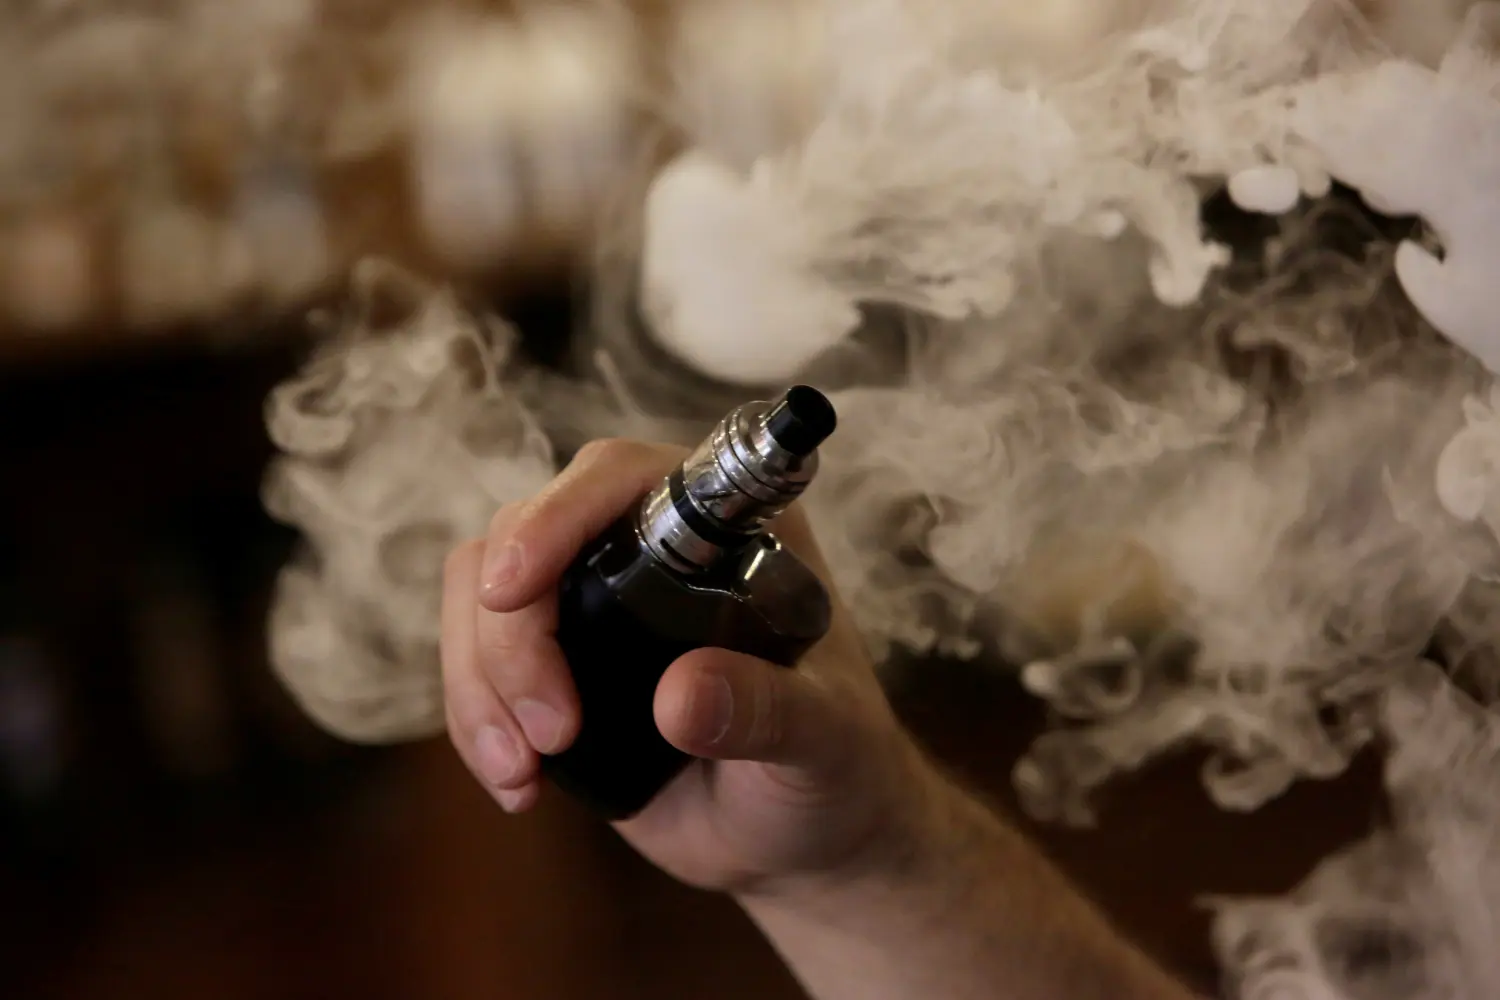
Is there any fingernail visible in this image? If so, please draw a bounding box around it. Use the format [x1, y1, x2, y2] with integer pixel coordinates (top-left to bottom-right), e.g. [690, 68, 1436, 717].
[475, 725, 521, 787]
[698, 674, 734, 746]
[514, 698, 565, 754]
[481, 543, 523, 599]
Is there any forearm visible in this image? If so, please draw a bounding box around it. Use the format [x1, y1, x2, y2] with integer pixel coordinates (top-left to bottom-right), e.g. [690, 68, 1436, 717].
[737, 767, 1197, 1000]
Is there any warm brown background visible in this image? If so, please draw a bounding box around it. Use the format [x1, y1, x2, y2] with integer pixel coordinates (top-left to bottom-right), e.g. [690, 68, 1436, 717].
[0, 303, 1384, 1000]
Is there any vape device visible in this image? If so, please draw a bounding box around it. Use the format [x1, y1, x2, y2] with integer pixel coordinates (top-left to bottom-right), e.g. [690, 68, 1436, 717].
[545, 385, 838, 819]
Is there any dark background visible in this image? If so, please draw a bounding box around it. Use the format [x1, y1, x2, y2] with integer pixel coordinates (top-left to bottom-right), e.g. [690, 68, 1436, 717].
[0, 283, 1386, 1000]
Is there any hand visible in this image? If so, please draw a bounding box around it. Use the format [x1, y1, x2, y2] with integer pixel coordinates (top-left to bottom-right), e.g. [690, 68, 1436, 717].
[440, 438, 937, 898]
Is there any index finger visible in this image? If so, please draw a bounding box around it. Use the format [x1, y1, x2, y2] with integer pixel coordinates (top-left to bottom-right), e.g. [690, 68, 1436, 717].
[479, 438, 686, 613]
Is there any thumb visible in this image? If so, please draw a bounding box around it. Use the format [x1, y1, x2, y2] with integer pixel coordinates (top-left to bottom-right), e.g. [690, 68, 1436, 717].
[655, 648, 845, 770]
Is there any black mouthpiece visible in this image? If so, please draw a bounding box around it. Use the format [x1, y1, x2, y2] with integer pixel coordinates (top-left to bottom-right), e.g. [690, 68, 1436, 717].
[764, 385, 837, 457]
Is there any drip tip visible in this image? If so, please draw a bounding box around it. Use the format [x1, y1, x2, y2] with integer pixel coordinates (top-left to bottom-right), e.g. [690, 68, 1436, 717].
[640, 385, 834, 572]
[764, 385, 837, 458]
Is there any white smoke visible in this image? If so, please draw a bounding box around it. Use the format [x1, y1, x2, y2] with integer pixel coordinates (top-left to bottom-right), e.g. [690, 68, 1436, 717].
[1209, 661, 1500, 1000]
[263, 261, 558, 742]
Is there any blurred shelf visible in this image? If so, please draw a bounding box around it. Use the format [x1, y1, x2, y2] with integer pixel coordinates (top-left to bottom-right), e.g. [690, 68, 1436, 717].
[0, 317, 298, 373]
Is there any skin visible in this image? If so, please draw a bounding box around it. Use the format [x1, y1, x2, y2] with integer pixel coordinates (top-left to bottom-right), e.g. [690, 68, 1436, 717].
[440, 437, 1200, 1000]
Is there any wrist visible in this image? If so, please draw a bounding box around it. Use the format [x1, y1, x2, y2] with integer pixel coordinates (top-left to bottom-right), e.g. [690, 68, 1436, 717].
[729, 745, 1200, 1000]
[735, 746, 1000, 921]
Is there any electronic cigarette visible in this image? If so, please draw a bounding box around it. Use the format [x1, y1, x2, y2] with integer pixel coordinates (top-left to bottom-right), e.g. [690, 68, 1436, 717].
[545, 385, 838, 819]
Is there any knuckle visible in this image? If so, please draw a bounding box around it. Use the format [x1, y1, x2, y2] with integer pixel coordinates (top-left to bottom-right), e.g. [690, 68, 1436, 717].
[574, 437, 684, 472]
[572, 436, 627, 467]
[816, 670, 871, 735]
[443, 704, 473, 756]
[647, 440, 689, 462]
[437, 626, 458, 677]
[443, 537, 484, 579]
[475, 623, 526, 671]
[474, 633, 558, 703]
[486, 502, 523, 539]
[751, 672, 788, 754]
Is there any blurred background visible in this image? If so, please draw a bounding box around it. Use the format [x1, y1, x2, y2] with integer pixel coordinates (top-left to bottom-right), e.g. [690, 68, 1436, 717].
[0, 1, 1392, 998]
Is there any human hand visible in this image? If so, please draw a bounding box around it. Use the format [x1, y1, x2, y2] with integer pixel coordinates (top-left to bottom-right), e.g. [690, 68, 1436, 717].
[440, 437, 940, 898]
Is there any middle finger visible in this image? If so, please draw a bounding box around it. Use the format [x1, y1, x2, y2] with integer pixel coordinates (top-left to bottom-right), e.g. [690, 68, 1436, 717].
[475, 507, 582, 755]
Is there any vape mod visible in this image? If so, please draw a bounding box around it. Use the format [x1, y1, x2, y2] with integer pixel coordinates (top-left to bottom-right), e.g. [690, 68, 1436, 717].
[545, 385, 838, 819]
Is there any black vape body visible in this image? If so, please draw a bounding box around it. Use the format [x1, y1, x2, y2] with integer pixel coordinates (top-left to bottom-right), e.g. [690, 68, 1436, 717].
[541, 385, 838, 819]
[544, 512, 832, 819]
